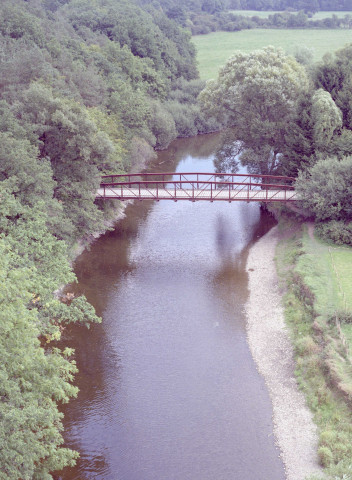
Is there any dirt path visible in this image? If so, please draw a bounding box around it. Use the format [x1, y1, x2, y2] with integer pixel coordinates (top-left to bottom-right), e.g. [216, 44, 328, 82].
[245, 226, 322, 480]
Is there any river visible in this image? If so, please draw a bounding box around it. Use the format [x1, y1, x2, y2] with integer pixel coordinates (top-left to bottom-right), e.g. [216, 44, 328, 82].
[59, 133, 286, 480]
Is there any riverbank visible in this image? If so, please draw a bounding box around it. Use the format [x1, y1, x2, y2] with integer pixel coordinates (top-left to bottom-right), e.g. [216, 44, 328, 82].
[245, 226, 322, 480]
[69, 201, 129, 263]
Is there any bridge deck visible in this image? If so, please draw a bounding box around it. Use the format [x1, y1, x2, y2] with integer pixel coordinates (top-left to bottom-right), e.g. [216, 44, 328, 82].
[96, 186, 297, 202]
[97, 172, 297, 203]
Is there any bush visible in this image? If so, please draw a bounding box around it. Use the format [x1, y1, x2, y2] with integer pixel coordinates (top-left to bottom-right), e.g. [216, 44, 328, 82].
[148, 101, 177, 149]
[316, 221, 352, 246]
[295, 335, 319, 355]
[318, 446, 334, 467]
[296, 156, 352, 222]
[169, 78, 206, 104]
[328, 311, 352, 325]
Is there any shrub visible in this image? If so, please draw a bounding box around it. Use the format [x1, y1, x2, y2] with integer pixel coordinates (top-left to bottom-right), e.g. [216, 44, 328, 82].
[316, 221, 352, 247]
[318, 446, 334, 467]
[295, 335, 319, 355]
[296, 156, 352, 223]
[165, 101, 198, 137]
[148, 101, 177, 149]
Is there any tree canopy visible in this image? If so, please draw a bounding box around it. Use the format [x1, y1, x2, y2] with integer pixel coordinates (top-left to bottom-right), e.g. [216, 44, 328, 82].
[200, 46, 309, 174]
[296, 156, 352, 222]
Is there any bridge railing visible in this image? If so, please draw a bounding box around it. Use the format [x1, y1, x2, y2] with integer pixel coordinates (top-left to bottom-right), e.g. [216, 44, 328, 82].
[98, 172, 296, 202]
[101, 172, 296, 187]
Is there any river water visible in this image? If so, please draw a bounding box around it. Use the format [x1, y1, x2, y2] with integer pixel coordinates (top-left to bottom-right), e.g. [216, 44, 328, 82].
[59, 134, 285, 480]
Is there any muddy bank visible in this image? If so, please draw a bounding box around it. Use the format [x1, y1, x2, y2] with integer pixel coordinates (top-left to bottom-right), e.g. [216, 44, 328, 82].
[245, 226, 322, 480]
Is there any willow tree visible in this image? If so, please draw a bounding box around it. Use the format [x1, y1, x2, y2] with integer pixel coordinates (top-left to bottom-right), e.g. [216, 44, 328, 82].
[199, 46, 310, 175]
[311, 88, 342, 150]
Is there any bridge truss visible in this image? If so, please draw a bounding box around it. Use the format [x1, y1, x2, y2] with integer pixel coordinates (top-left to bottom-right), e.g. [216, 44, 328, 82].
[97, 172, 297, 203]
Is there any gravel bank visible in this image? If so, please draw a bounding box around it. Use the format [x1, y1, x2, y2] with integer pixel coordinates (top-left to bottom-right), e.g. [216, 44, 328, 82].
[245, 226, 322, 480]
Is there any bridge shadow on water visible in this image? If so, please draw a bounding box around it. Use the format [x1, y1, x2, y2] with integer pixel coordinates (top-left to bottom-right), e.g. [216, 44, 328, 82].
[211, 207, 277, 332]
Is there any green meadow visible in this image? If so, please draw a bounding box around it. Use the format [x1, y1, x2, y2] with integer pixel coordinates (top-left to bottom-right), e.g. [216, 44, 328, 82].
[193, 29, 352, 80]
[296, 232, 352, 316]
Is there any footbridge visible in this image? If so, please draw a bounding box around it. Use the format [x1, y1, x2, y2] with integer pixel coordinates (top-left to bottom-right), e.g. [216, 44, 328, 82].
[97, 172, 297, 203]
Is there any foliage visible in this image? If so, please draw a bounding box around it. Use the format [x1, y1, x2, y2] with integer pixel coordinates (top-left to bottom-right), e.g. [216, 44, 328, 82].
[315, 45, 352, 130]
[212, 130, 240, 173]
[280, 93, 316, 176]
[281, 89, 343, 176]
[311, 88, 342, 149]
[316, 221, 352, 246]
[63, 0, 197, 82]
[296, 156, 352, 222]
[199, 46, 309, 174]
[148, 100, 177, 149]
[0, 239, 79, 480]
[0, 186, 100, 479]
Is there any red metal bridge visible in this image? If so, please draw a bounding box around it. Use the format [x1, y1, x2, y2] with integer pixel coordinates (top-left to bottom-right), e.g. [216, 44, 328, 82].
[97, 172, 297, 203]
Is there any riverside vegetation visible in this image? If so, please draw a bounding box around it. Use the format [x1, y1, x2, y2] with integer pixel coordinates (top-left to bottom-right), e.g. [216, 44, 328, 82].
[2, 0, 352, 478]
[275, 217, 352, 479]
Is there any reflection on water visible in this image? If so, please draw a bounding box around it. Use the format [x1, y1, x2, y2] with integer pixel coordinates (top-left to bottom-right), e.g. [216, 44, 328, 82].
[58, 133, 285, 480]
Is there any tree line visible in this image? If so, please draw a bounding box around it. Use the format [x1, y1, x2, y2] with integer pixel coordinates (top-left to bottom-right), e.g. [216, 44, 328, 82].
[139, 0, 352, 34]
[139, 0, 352, 14]
[189, 10, 352, 35]
[188, 10, 352, 34]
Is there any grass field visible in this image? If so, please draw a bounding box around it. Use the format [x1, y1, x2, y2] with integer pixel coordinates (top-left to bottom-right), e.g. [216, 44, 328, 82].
[230, 10, 352, 19]
[296, 231, 352, 316]
[193, 29, 352, 80]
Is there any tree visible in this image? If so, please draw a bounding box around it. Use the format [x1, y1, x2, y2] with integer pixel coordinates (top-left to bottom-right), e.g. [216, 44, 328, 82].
[310, 88, 342, 150]
[0, 185, 99, 479]
[315, 45, 352, 129]
[280, 93, 316, 176]
[213, 130, 240, 174]
[281, 89, 343, 177]
[295, 156, 352, 221]
[0, 238, 79, 480]
[16, 83, 122, 242]
[199, 46, 309, 174]
[166, 6, 187, 25]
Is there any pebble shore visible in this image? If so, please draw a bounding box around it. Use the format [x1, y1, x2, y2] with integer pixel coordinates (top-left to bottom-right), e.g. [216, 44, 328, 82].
[245, 226, 322, 480]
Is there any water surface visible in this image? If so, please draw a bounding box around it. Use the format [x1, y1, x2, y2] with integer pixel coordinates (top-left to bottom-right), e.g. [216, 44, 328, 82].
[59, 134, 285, 480]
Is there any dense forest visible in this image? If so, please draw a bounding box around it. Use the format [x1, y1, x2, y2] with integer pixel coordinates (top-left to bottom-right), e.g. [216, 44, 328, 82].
[2, 0, 352, 478]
